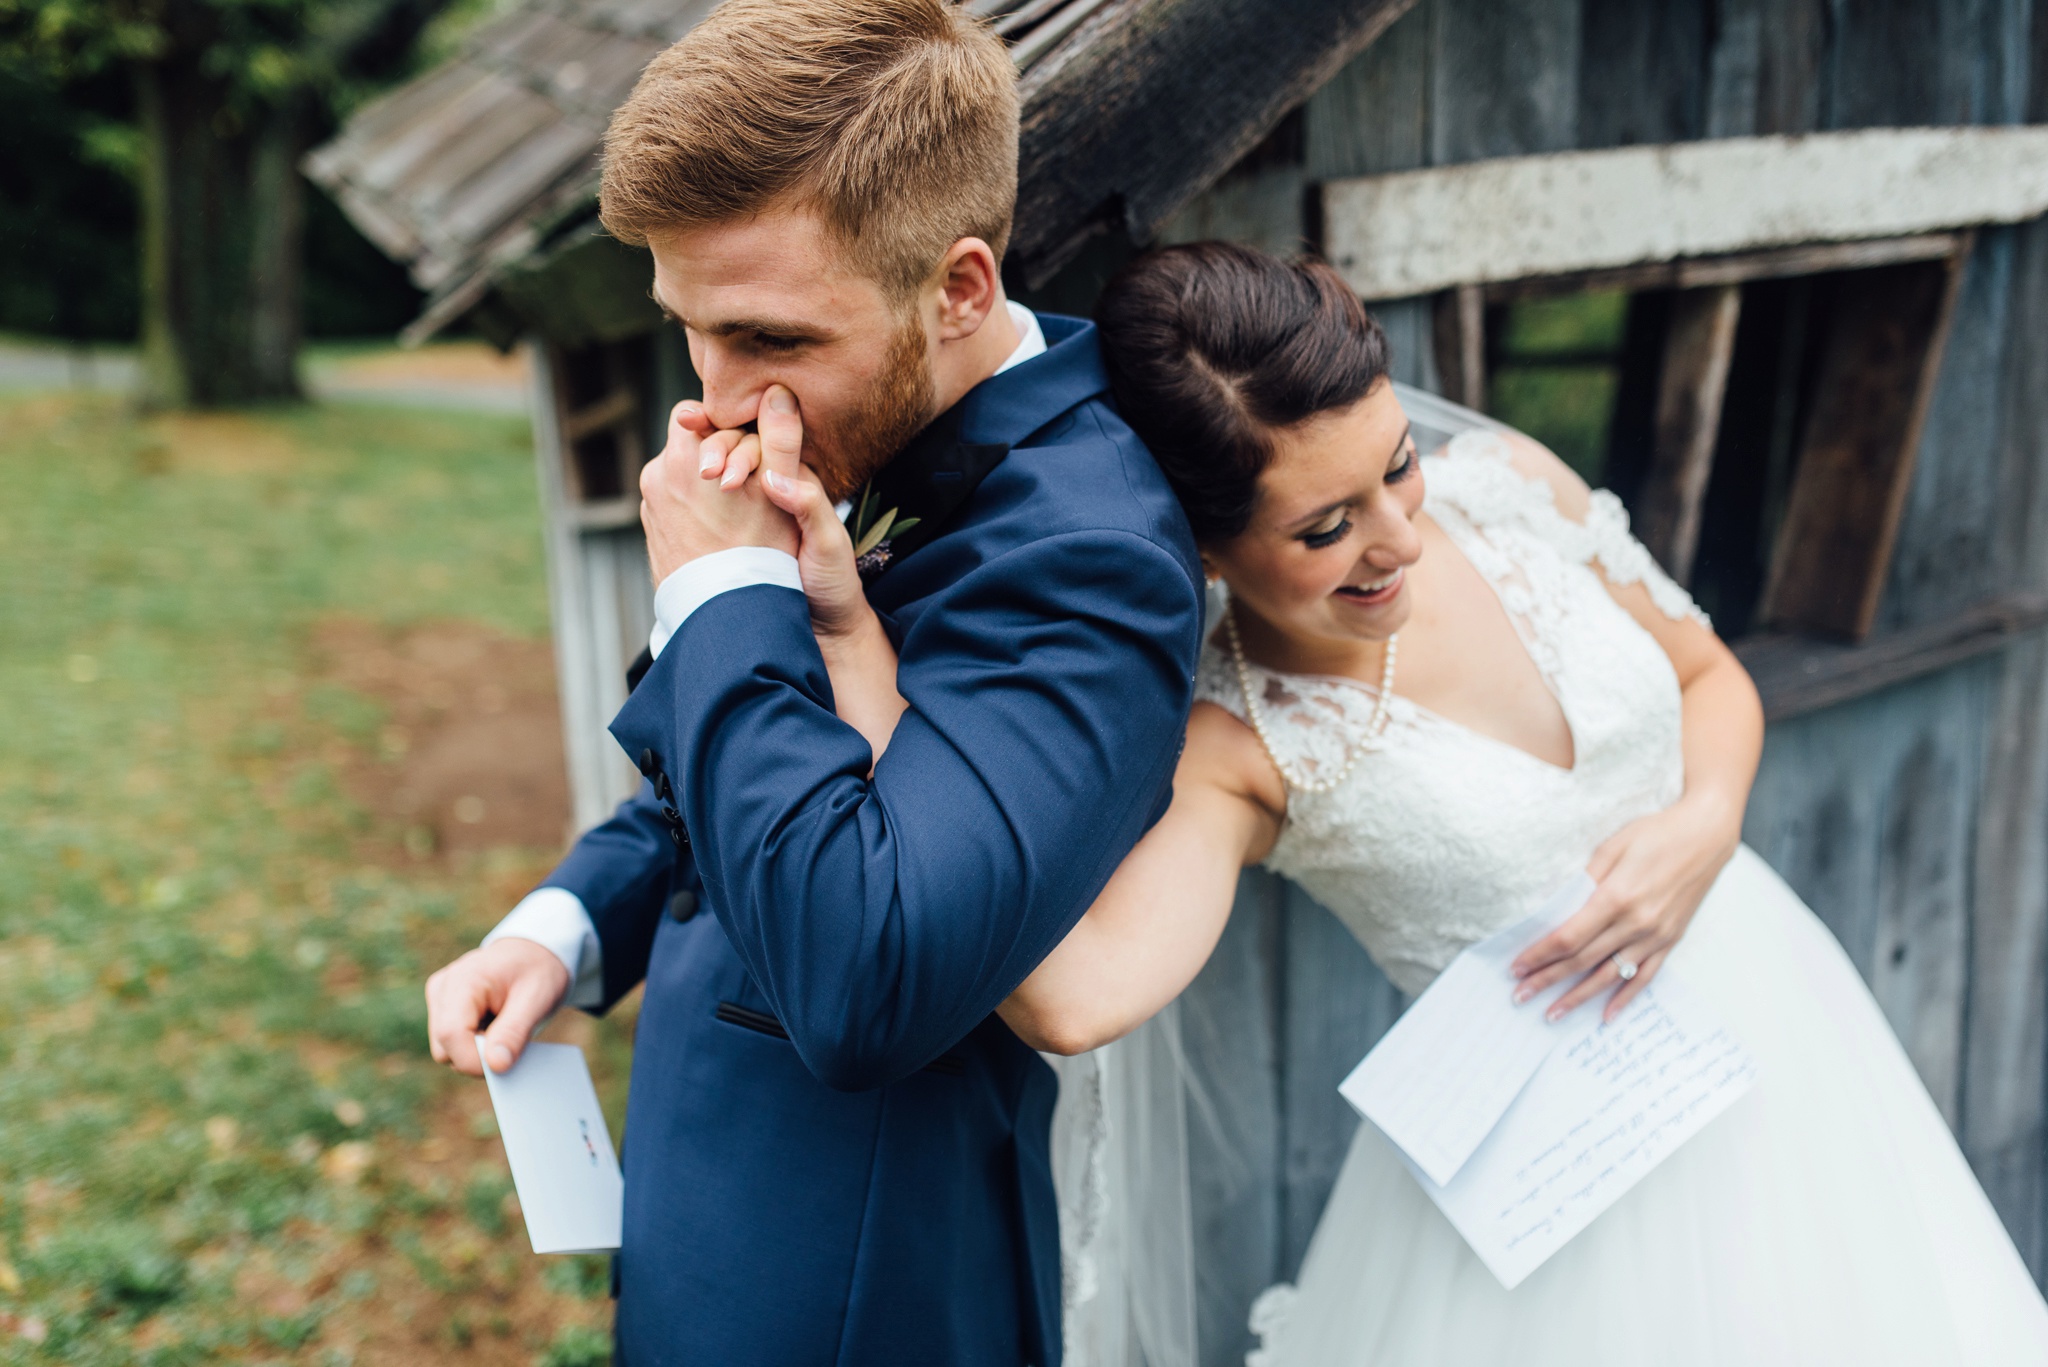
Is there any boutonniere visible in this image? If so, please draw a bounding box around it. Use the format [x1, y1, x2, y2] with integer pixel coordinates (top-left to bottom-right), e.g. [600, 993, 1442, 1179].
[845, 484, 920, 581]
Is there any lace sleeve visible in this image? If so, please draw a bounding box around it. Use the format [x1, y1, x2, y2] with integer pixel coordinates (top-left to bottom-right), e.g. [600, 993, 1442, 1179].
[1431, 431, 1710, 627]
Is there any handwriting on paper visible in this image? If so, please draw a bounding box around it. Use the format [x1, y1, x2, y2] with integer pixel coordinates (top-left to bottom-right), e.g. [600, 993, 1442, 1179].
[1414, 973, 1757, 1288]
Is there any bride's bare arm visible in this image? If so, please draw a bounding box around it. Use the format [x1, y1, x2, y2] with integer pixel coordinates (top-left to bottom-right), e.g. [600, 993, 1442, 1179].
[752, 460, 910, 762]
[998, 703, 1286, 1055]
[1496, 436, 1764, 1019]
[744, 422, 1286, 1051]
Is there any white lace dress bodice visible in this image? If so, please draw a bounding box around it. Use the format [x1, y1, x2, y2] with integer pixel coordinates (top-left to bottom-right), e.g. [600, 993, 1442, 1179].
[1196, 430, 1705, 994]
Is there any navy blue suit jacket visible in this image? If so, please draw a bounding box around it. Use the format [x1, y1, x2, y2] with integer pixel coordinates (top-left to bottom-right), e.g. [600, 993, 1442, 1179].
[541, 316, 1204, 1367]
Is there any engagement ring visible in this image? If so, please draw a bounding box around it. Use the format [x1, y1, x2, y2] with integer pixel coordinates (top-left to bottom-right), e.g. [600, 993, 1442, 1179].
[1613, 956, 1638, 981]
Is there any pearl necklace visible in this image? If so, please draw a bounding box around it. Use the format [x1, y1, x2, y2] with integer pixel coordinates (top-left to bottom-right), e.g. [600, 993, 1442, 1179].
[1225, 607, 1398, 795]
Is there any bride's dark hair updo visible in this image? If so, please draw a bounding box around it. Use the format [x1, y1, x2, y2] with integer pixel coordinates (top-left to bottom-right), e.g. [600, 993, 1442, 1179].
[1094, 241, 1390, 543]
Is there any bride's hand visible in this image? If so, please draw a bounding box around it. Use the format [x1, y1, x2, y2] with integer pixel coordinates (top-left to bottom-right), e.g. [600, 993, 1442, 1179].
[1509, 793, 1741, 1022]
[759, 462, 870, 643]
[695, 384, 872, 642]
[712, 384, 907, 761]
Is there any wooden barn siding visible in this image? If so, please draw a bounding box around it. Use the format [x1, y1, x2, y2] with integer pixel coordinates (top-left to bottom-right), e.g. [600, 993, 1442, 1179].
[1165, 1, 2048, 1354]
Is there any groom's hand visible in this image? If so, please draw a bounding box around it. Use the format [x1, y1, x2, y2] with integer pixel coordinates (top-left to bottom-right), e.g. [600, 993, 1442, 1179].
[640, 395, 800, 583]
[425, 938, 571, 1077]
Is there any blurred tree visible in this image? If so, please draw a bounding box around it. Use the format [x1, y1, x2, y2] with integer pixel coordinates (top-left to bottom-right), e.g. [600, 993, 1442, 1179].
[0, 65, 140, 341]
[0, 0, 455, 405]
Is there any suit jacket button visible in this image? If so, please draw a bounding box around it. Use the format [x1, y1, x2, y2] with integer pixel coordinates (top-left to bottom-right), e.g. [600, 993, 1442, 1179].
[667, 890, 698, 923]
[653, 772, 673, 803]
[638, 748, 658, 779]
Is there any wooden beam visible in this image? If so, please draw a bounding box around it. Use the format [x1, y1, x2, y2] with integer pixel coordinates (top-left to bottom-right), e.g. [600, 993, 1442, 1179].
[1431, 284, 1487, 412]
[570, 497, 641, 532]
[1760, 238, 1972, 639]
[1736, 593, 2048, 722]
[1009, 0, 1417, 287]
[1636, 285, 1742, 583]
[1481, 233, 1958, 305]
[1320, 127, 2048, 300]
[561, 388, 636, 444]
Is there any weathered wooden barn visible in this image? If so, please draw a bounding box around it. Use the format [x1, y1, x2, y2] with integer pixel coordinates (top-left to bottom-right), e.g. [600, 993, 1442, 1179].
[312, 2, 2048, 1361]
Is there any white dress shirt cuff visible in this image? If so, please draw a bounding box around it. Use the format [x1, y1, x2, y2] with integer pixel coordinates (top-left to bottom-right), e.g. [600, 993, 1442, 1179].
[648, 545, 803, 658]
[484, 886, 605, 1010]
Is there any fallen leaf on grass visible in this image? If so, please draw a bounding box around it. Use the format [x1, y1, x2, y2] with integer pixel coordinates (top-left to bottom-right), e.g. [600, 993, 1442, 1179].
[322, 1142, 373, 1185]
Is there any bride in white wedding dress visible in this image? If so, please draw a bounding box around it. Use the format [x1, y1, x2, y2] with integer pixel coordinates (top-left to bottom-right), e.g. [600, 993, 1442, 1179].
[765, 240, 2048, 1363]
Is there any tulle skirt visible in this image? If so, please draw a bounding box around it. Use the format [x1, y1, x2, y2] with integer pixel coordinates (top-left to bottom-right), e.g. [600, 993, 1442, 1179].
[1259, 846, 2048, 1366]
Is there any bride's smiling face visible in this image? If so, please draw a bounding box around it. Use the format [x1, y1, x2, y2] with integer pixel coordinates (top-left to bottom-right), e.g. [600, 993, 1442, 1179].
[1205, 378, 1425, 648]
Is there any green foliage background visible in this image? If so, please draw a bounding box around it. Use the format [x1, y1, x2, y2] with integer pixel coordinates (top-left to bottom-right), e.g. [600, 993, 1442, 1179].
[0, 0, 514, 342]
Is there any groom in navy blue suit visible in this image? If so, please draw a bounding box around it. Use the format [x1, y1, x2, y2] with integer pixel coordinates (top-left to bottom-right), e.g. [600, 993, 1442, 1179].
[424, 2, 1203, 1363]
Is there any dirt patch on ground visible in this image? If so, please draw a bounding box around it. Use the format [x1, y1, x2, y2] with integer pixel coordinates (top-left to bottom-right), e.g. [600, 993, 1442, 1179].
[311, 618, 572, 860]
[141, 411, 308, 475]
[322, 343, 527, 388]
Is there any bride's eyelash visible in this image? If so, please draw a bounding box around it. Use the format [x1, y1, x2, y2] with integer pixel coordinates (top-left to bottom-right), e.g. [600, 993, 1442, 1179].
[1388, 447, 1419, 483]
[1302, 517, 1352, 550]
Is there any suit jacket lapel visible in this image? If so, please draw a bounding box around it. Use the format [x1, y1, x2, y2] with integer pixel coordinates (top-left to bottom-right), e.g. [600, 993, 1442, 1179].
[845, 402, 1009, 584]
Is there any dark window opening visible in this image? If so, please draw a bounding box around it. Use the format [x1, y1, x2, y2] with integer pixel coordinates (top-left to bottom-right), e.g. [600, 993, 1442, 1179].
[573, 429, 624, 501]
[1475, 246, 1962, 642]
[553, 336, 657, 515]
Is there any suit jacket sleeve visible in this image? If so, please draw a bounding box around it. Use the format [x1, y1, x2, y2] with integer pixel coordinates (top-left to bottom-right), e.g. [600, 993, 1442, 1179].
[536, 779, 680, 1011]
[611, 528, 1201, 1090]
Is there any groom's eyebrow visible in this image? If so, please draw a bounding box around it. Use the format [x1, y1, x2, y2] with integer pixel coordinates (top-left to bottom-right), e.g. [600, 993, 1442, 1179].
[651, 295, 823, 341]
[697, 313, 822, 338]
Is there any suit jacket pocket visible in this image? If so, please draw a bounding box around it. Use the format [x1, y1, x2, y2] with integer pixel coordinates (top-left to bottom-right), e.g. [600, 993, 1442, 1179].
[713, 1002, 966, 1077]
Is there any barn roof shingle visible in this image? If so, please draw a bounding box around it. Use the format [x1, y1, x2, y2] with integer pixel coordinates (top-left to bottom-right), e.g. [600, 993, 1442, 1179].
[307, 0, 1415, 342]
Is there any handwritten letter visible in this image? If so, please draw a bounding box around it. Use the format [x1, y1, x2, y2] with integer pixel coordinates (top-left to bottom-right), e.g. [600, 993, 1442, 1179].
[1410, 973, 1757, 1287]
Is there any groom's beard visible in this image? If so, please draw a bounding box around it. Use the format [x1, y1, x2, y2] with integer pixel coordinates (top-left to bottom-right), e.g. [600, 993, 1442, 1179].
[813, 313, 937, 501]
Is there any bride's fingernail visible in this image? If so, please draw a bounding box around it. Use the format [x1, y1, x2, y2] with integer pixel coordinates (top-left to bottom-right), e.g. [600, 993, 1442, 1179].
[1513, 985, 1533, 1005]
[763, 471, 786, 494]
[699, 450, 719, 474]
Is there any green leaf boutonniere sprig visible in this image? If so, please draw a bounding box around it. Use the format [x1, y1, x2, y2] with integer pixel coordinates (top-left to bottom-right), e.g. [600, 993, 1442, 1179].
[846, 484, 920, 579]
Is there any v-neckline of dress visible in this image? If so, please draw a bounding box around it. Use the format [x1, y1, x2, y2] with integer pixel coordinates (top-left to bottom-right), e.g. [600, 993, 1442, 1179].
[1241, 495, 1583, 778]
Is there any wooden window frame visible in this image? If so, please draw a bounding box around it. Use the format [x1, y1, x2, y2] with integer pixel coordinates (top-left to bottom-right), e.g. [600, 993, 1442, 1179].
[1428, 231, 2007, 719]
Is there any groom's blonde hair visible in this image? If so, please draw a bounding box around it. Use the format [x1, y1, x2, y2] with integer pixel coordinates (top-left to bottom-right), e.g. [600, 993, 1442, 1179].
[599, 0, 1019, 301]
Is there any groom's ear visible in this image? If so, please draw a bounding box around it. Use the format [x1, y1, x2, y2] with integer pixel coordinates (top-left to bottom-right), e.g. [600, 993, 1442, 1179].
[933, 237, 1002, 341]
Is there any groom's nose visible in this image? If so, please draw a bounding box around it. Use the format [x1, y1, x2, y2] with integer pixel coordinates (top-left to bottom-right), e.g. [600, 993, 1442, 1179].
[694, 344, 763, 431]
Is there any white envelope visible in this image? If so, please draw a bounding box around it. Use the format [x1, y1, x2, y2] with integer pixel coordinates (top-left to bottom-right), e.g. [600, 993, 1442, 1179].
[477, 1039, 624, 1254]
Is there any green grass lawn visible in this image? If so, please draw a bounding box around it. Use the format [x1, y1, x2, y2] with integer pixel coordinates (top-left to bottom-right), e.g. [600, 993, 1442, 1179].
[0, 395, 627, 1367]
